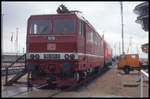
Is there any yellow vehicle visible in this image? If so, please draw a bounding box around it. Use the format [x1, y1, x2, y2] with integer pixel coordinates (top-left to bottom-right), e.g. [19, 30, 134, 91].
[118, 53, 140, 74]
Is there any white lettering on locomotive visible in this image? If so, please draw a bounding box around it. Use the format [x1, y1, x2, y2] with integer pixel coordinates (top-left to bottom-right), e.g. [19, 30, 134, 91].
[26, 52, 104, 60]
[44, 54, 60, 59]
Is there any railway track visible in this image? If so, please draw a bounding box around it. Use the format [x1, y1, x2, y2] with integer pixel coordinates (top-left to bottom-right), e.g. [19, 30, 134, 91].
[4, 66, 111, 97]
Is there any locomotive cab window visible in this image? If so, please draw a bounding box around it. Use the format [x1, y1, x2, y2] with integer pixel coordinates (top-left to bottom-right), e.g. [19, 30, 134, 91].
[131, 55, 136, 60]
[53, 18, 75, 34]
[78, 21, 84, 36]
[30, 20, 51, 34]
[120, 55, 126, 60]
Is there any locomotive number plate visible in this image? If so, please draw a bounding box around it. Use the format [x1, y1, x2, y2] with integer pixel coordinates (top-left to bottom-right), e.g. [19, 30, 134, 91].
[44, 54, 60, 59]
[47, 44, 56, 50]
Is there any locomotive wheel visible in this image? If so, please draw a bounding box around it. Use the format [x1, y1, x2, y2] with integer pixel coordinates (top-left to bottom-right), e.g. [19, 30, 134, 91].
[74, 72, 80, 82]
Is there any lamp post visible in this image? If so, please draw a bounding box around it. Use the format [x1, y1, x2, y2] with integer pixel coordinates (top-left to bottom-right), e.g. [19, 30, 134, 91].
[120, 1, 124, 54]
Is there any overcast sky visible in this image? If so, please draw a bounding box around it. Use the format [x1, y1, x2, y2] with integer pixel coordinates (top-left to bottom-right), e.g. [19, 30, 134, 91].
[1, 1, 148, 58]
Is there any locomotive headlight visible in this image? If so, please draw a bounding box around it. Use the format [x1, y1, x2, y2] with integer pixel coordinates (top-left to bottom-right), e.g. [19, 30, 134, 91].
[34, 54, 40, 59]
[64, 54, 70, 60]
[30, 54, 34, 59]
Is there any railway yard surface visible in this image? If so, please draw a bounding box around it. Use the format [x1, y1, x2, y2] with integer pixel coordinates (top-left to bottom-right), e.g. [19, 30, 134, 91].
[1, 63, 149, 98]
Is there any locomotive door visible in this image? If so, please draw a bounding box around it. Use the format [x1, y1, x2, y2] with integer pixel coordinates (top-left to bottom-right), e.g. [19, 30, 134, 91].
[78, 20, 86, 62]
[83, 22, 86, 61]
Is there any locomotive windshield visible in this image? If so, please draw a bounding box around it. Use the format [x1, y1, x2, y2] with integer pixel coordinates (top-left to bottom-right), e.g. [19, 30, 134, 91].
[30, 20, 50, 34]
[53, 18, 75, 34]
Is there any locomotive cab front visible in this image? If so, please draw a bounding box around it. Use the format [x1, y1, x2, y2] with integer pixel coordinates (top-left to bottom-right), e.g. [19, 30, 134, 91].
[26, 14, 80, 87]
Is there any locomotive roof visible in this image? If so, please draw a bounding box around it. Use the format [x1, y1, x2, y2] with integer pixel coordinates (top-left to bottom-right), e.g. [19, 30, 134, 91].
[30, 13, 76, 17]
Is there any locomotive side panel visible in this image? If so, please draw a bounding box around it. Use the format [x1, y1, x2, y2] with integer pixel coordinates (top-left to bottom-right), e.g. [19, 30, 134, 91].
[82, 21, 104, 69]
[76, 17, 104, 71]
[76, 19, 87, 70]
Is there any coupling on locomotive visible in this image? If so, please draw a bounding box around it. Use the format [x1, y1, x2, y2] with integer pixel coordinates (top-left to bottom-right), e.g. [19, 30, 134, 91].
[26, 5, 112, 88]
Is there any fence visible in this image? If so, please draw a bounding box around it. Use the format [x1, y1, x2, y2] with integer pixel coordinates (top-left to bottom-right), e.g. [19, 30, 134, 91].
[140, 70, 149, 97]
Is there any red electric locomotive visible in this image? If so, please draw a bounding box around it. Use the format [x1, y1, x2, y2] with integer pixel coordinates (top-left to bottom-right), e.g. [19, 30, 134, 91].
[104, 40, 112, 66]
[26, 5, 105, 88]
